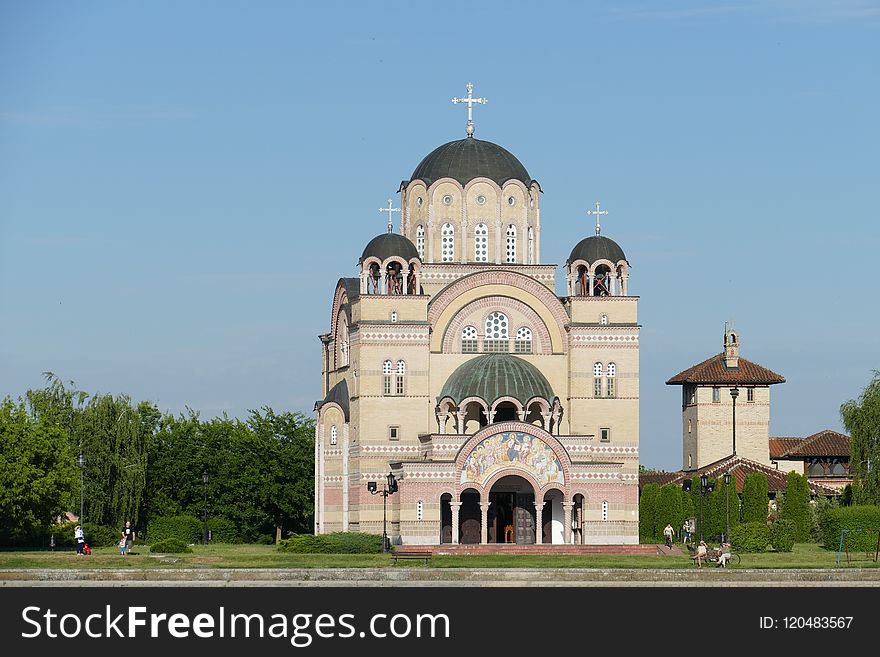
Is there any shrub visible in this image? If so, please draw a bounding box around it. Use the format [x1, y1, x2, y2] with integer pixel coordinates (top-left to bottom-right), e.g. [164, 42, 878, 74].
[655, 484, 683, 539]
[769, 519, 795, 552]
[819, 505, 880, 551]
[780, 471, 811, 541]
[256, 534, 275, 545]
[83, 523, 121, 548]
[146, 515, 202, 544]
[742, 473, 769, 523]
[207, 517, 238, 543]
[639, 484, 660, 542]
[150, 538, 192, 553]
[810, 496, 837, 543]
[731, 521, 770, 553]
[278, 532, 383, 554]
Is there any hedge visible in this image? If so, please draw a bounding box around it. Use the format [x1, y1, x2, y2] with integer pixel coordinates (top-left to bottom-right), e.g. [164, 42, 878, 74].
[150, 538, 193, 553]
[146, 515, 203, 544]
[278, 532, 384, 554]
[769, 519, 795, 552]
[207, 517, 239, 543]
[731, 521, 770, 553]
[819, 505, 880, 551]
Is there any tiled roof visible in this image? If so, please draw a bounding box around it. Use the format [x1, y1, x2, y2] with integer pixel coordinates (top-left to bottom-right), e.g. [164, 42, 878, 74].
[638, 472, 681, 487]
[638, 454, 839, 496]
[666, 353, 785, 385]
[769, 438, 804, 460]
[785, 430, 851, 457]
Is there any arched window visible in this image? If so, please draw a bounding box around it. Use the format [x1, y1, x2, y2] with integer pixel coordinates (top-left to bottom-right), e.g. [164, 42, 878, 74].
[515, 326, 532, 353]
[527, 226, 534, 264]
[606, 362, 616, 398]
[474, 223, 488, 262]
[593, 362, 603, 397]
[330, 425, 337, 446]
[383, 360, 393, 396]
[338, 319, 349, 368]
[600, 313, 608, 326]
[396, 360, 406, 395]
[484, 311, 509, 352]
[602, 500, 608, 522]
[808, 459, 826, 477]
[416, 225, 425, 259]
[506, 224, 517, 263]
[416, 500, 424, 522]
[461, 325, 478, 353]
[441, 223, 455, 262]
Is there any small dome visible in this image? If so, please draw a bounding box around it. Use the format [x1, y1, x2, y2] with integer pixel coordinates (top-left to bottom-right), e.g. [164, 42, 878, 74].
[409, 138, 532, 187]
[317, 379, 350, 421]
[360, 233, 419, 264]
[438, 354, 555, 405]
[567, 235, 627, 265]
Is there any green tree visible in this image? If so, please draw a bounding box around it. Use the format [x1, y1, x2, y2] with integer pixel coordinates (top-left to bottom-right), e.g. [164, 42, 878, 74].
[780, 471, 810, 541]
[655, 484, 683, 538]
[639, 484, 660, 542]
[0, 398, 77, 544]
[841, 372, 880, 505]
[742, 473, 769, 523]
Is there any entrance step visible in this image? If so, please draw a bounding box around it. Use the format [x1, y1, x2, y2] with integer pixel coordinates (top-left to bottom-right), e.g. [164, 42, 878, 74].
[429, 544, 660, 556]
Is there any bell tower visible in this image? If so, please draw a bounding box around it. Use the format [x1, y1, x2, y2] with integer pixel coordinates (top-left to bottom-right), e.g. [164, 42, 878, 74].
[723, 321, 739, 369]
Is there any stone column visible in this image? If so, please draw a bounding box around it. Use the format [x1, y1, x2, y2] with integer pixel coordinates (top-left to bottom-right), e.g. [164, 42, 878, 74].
[541, 412, 552, 432]
[517, 409, 527, 422]
[534, 501, 543, 545]
[588, 273, 595, 296]
[563, 502, 574, 544]
[451, 501, 461, 545]
[456, 411, 466, 435]
[479, 502, 491, 545]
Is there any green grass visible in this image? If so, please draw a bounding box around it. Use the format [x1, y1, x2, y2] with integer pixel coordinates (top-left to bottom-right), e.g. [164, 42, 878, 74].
[0, 542, 876, 570]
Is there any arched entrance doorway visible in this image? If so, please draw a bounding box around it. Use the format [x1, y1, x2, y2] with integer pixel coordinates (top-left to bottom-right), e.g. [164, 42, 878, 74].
[440, 493, 452, 544]
[488, 475, 537, 544]
[459, 488, 481, 544]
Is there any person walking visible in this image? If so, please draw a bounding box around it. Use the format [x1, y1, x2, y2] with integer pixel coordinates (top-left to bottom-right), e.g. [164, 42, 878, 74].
[119, 534, 127, 556]
[74, 525, 85, 555]
[682, 520, 691, 545]
[663, 523, 675, 548]
[694, 539, 708, 568]
[122, 521, 135, 554]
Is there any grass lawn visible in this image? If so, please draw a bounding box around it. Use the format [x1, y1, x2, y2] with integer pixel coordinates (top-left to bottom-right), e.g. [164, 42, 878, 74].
[0, 542, 876, 570]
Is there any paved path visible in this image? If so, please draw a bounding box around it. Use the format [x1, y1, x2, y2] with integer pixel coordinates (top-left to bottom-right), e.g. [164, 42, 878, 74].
[3, 568, 880, 587]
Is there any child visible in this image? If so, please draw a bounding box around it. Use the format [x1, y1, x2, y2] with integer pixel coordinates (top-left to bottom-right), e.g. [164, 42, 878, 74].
[119, 535, 127, 556]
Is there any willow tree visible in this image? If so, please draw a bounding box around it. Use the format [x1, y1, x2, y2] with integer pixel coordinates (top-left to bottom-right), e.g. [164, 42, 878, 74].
[841, 371, 880, 505]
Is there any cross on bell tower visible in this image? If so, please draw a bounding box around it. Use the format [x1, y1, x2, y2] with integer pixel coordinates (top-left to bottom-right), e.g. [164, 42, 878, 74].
[451, 82, 488, 137]
[587, 201, 609, 236]
[379, 198, 400, 233]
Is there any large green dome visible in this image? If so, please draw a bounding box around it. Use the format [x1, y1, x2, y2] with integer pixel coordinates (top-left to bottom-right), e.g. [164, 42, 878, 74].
[409, 138, 532, 187]
[438, 354, 555, 405]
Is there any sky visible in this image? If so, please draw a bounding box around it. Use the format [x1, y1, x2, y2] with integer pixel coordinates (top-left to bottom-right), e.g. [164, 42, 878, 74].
[1, 1, 878, 470]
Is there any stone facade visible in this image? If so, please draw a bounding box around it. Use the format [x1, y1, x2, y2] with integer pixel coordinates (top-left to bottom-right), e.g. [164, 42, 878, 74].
[315, 123, 640, 545]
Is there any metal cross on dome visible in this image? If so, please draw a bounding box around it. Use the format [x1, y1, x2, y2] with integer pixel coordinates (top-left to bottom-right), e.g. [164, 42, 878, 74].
[451, 82, 488, 137]
[587, 201, 609, 236]
[379, 198, 400, 233]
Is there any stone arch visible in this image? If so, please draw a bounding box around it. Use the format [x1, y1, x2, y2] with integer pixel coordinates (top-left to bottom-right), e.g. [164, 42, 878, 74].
[429, 271, 569, 353]
[455, 421, 571, 496]
[440, 295, 554, 354]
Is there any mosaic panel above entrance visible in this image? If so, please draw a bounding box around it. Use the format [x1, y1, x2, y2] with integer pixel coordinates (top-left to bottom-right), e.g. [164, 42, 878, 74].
[461, 432, 564, 486]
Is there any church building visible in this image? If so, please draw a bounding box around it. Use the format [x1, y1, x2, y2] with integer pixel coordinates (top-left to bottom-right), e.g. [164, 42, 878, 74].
[314, 84, 640, 545]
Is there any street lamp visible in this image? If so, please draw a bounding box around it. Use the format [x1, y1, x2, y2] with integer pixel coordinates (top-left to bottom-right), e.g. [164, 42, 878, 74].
[699, 474, 708, 540]
[368, 473, 398, 553]
[202, 469, 209, 545]
[730, 387, 739, 456]
[77, 452, 85, 525]
[724, 472, 732, 543]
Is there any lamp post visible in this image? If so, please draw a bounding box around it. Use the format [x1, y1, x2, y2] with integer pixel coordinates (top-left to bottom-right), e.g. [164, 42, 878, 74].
[368, 473, 398, 553]
[724, 472, 732, 543]
[77, 452, 85, 525]
[202, 469, 209, 545]
[699, 474, 708, 540]
[730, 387, 739, 456]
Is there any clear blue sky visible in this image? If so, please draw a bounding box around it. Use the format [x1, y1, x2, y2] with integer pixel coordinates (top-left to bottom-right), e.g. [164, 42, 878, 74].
[1, 1, 878, 470]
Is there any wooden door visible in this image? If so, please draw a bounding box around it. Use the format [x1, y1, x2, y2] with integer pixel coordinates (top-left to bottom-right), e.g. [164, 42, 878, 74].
[515, 493, 535, 544]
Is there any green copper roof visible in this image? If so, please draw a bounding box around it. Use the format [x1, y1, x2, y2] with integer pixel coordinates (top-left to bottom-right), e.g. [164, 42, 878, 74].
[409, 138, 532, 187]
[438, 354, 555, 405]
[567, 235, 627, 265]
[360, 233, 419, 264]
